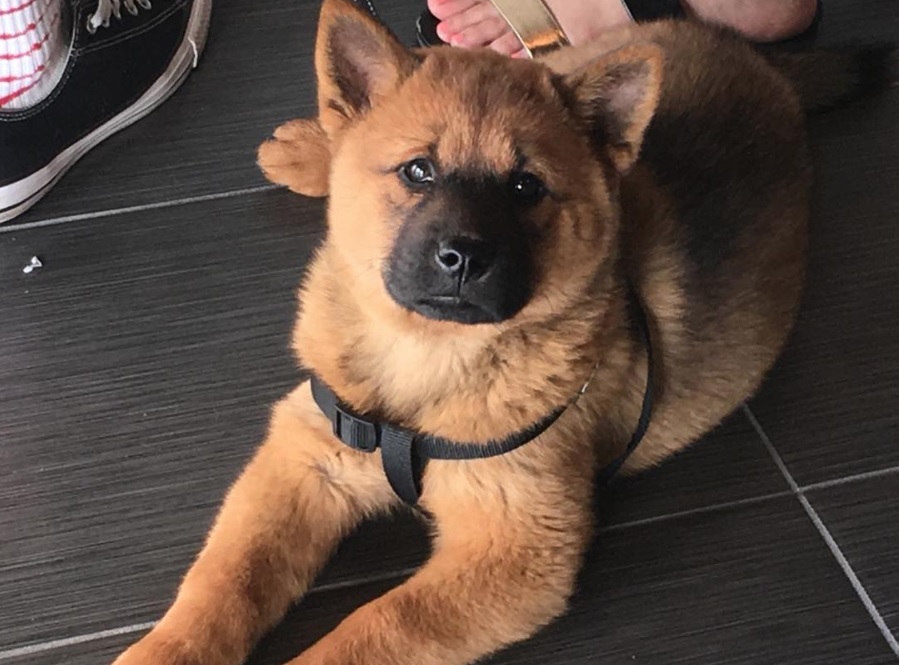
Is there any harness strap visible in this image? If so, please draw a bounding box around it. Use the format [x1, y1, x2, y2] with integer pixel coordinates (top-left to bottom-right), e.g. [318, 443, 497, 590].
[310, 295, 655, 505]
[310, 379, 568, 504]
[596, 295, 654, 484]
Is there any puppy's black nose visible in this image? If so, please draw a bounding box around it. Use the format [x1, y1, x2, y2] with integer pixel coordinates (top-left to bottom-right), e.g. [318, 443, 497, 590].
[435, 237, 494, 283]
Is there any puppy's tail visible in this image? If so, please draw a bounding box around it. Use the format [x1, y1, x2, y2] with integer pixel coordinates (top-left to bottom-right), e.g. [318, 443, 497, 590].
[759, 43, 896, 113]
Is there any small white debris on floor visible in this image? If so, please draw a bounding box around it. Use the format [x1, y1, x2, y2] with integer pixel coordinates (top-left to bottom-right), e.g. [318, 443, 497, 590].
[22, 256, 43, 274]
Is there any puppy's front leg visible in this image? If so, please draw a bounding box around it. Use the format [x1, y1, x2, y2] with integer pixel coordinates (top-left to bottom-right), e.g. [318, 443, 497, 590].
[291, 471, 594, 665]
[113, 382, 397, 665]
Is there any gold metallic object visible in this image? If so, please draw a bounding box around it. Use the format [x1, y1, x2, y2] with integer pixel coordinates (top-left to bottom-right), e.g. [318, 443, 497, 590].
[490, 0, 571, 58]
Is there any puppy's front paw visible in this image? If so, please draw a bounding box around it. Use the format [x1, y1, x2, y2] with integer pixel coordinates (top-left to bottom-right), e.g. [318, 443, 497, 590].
[257, 119, 331, 198]
[111, 630, 202, 665]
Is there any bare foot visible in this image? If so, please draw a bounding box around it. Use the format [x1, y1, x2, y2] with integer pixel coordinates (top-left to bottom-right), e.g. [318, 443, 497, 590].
[425, 0, 820, 56]
[425, 0, 632, 57]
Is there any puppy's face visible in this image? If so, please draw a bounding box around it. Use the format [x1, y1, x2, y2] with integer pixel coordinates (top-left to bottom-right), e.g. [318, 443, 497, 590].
[330, 55, 616, 327]
[259, 0, 662, 330]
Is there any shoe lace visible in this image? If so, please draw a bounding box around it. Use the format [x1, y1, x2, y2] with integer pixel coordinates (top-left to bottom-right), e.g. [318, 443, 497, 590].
[86, 0, 153, 34]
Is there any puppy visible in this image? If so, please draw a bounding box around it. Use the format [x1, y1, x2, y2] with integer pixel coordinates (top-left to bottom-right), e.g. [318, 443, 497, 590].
[113, 1, 892, 663]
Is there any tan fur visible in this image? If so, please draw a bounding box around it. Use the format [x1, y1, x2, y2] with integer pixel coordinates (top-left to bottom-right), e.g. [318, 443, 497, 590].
[114, 2, 811, 665]
[258, 119, 331, 196]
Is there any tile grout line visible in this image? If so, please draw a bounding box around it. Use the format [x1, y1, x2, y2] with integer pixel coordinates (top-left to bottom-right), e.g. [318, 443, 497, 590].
[742, 404, 899, 659]
[0, 185, 281, 234]
[598, 490, 792, 532]
[800, 464, 899, 493]
[0, 623, 158, 660]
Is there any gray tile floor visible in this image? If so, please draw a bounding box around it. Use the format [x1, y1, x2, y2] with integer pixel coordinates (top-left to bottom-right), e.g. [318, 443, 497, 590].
[1, 0, 898, 663]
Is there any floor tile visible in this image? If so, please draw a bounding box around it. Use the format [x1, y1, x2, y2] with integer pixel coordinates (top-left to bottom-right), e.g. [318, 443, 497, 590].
[807, 472, 899, 638]
[814, 0, 899, 44]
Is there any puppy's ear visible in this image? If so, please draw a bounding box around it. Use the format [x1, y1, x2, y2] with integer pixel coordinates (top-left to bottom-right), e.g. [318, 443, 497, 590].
[257, 118, 331, 197]
[315, 0, 419, 138]
[561, 44, 663, 173]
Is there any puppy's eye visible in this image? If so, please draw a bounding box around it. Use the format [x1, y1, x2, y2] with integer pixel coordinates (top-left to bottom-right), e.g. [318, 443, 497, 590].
[398, 158, 435, 188]
[509, 171, 546, 204]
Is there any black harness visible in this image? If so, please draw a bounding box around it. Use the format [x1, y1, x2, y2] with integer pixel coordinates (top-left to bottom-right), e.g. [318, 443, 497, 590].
[311, 298, 654, 506]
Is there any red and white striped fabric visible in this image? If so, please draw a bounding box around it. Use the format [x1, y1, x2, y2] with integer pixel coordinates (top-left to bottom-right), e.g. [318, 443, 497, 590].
[0, 0, 65, 109]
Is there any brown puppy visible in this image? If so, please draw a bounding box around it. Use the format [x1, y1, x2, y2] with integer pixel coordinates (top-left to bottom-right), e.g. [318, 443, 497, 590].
[113, 1, 891, 664]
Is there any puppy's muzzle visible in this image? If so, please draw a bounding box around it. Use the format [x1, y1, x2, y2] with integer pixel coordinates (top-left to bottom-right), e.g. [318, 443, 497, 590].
[384, 228, 533, 325]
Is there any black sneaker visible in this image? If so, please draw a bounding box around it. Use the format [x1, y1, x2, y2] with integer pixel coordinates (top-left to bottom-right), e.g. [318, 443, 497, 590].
[0, 0, 212, 223]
